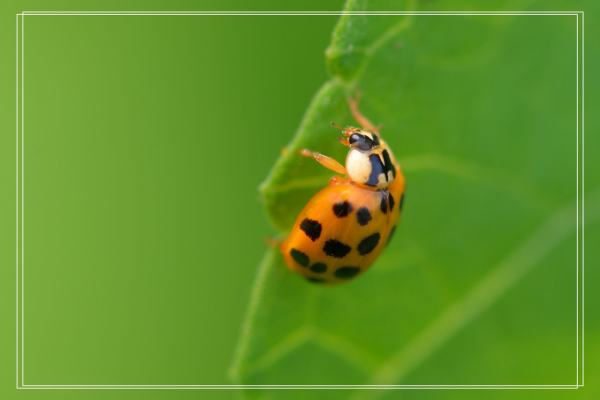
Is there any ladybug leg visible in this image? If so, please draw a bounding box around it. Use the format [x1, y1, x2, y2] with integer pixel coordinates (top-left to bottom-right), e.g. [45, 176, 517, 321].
[300, 149, 347, 175]
[265, 236, 283, 248]
[348, 91, 380, 135]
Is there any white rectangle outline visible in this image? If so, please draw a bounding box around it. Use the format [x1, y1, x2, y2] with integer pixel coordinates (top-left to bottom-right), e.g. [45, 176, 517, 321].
[15, 10, 584, 390]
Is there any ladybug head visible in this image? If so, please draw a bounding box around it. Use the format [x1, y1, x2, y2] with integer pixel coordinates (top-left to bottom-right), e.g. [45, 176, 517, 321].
[339, 128, 397, 189]
[338, 127, 380, 150]
[346, 129, 380, 151]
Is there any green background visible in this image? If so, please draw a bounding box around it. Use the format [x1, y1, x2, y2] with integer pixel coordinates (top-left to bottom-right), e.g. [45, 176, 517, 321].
[0, 0, 598, 400]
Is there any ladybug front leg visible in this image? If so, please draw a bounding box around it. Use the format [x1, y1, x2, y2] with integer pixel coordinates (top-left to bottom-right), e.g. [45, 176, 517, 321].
[300, 149, 347, 175]
[348, 91, 381, 135]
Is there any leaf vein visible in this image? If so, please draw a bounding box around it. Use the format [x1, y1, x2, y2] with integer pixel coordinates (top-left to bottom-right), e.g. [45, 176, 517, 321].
[352, 197, 589, 400]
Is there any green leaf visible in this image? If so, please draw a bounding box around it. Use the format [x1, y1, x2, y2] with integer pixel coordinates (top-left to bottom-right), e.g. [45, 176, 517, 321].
[231, 1, 590, 397]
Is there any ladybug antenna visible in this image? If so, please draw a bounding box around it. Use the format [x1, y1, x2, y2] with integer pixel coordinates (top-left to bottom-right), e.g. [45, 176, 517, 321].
[330, 121, 344, 131]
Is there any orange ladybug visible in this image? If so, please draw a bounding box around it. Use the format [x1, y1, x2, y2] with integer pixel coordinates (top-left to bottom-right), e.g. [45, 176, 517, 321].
[280, 94, 406, 284]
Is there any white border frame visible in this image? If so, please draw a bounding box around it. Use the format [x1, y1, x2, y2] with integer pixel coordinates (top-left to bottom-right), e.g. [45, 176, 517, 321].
[15, 10, 585, 390]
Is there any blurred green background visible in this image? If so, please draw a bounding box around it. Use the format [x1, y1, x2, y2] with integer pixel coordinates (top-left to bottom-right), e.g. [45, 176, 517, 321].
[0, 1, 598, 400]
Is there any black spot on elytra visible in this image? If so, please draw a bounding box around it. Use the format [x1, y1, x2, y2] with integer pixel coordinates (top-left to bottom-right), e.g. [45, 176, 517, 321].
[399, 193, 405, 211]
[387, 226, 397, 246]
[356, 207, 372, 226]
[358, 233, 381, 255]
[333, 201, 353, 217]
[389, 194, 395, 212]
[306, 277, 325, 284]
[380, 192, 388, 214]
[300, 218, 322, 241]
[290, 248, 309, 267]
[335, 266, 361, 279]
[310, 262, 327, 273]
[323, 239, 351, 258]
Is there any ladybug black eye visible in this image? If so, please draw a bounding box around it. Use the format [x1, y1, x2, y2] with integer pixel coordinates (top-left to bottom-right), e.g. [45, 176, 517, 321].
[349, 133, 375, 151]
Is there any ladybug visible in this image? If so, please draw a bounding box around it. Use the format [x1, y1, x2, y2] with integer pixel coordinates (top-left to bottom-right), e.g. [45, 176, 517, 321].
[280, 94, 406, 284]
